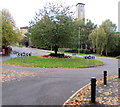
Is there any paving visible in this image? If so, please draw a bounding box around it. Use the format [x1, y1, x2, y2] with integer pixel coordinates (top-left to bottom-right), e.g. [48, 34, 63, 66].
[1, 46, 119, 105]
[81, 77, 120, 106]
[63, 76, 120, 106]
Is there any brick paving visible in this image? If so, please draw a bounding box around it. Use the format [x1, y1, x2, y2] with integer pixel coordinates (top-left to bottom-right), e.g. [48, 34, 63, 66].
[64, 77, 120, 106]
[81, 77, 120, 106]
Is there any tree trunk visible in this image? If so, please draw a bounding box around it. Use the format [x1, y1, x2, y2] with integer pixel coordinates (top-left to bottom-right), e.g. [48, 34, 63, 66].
[51, 44, 52, 51]
[86, 44, 87, 49]
[54, 45, 58, 55]
[100, 51, 103, 56]
[106, 48, 108, 56]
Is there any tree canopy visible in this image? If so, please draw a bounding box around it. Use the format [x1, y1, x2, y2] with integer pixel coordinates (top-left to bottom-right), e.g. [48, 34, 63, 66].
[74, 18, 97, 50]
[89, 19, 118, 56]
[89, 26, 107, 55]
[100, 19, 117, 56]
[28, 3, 75, 53]
[2, 9, 22, 48]
[27, 2, 119, 56]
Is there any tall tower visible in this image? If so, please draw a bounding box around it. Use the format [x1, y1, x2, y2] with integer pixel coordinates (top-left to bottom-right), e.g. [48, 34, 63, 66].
[118, 1, 120, 32]
[76, 3, 85, 19]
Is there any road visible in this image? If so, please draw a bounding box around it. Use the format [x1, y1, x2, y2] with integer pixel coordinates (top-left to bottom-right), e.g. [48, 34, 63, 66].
[2, 46, 119, 105]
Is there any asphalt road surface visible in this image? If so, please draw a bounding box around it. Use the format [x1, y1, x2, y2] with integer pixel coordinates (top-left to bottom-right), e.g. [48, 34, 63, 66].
[2, 46, 119, 105]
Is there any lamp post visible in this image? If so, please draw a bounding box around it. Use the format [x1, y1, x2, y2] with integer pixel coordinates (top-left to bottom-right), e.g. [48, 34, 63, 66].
[78, 26, 80, 54]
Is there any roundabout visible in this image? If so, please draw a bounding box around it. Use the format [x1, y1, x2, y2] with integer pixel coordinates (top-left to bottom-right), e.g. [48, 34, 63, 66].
[3, 55, 103, 68]
[2, 47, 118, 105]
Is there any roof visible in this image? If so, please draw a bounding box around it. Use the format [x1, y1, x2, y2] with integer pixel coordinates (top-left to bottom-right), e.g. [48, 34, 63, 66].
[76, 3, 85, 6]
[20, 26, 28, 29]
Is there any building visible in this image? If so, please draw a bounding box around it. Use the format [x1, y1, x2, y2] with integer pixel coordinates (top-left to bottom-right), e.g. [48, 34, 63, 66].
[118, 1, 120, 32]
[76, 3, 85, 19]
[20, 26, 28, 37]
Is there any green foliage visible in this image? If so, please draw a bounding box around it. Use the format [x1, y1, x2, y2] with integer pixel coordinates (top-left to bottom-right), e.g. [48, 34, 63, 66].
[65, 49, 92, 54]
[28, 2, 75, 50]
[109, 32, 120, 56]
[100, 19, 117, 56]
[80, 49, 91, 54]
[89, 27, 107, 55]
[89, 19, 118, 56]
[116, 56, 120, 59]
[74, 18, 97, 49]
[2, 9, 22, 48]
[26, 3, 119, 56]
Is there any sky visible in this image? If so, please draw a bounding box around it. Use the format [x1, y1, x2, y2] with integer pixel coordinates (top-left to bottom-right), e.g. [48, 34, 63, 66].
[1, 0, 120, 31]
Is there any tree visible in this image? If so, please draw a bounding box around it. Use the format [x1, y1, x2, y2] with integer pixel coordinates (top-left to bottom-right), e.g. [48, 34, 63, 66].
[109, 32, 120, 56]
[82, 19, 97, 49]
[89, 19, 118, 56]
[74, 18, 97, 50]
[89, 26, 107, 55]
[100, 19, 117, 56]
[28, 2, 75, 54]
[74, 18, 85, 50]
[2, 9, 22, 48]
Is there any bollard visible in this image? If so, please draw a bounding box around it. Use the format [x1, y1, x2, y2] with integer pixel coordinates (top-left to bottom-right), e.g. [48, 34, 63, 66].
[104, 71, 107, 85]
[118, 68, 120, 78]
[26, 53, 29, 56]
[91, 77, 97, 103]
[17, 52, 21, 57]
[29, 52, 31, 56]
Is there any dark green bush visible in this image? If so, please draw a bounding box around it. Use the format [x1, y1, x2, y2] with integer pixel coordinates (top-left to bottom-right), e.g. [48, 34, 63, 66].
[50, 53, 65, 57]
[116, 56, 120, 59]
[80, 49, 91, 54]
[65, 49, 92, 54]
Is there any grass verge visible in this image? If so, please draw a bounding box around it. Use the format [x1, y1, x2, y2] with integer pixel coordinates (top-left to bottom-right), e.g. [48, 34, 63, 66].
[3, 56, 103, 68]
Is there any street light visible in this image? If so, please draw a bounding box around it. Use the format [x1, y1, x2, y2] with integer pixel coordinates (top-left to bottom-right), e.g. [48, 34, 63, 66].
[78, 26, 80, 54]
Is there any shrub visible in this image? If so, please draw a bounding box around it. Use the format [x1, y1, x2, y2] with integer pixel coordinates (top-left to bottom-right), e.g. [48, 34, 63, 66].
[116, 56, 120, 59]
[79, 49, 91, 54]
[50, 53, 65, 58]
[65, 49, 92, 54]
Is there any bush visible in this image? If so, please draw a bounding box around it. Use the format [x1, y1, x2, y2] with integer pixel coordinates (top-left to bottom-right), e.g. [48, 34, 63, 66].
[50, 53, 65, 58]
[116, 56, 120, 59]
[65, 49, 92, 54]
[65, 49, 77, 53]
[79, 49, 92, 54]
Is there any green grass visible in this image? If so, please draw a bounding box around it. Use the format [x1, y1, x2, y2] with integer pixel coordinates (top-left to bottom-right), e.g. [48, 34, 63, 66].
[15, 44, 23, 48]
[3, 56, 103, 68]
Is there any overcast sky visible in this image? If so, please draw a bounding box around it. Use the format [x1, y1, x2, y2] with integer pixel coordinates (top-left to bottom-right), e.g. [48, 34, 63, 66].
[1, 0, 120, 31]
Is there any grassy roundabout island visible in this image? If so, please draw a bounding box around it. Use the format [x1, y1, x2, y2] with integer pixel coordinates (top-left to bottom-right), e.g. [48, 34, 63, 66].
[3, 56, 103, 68]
